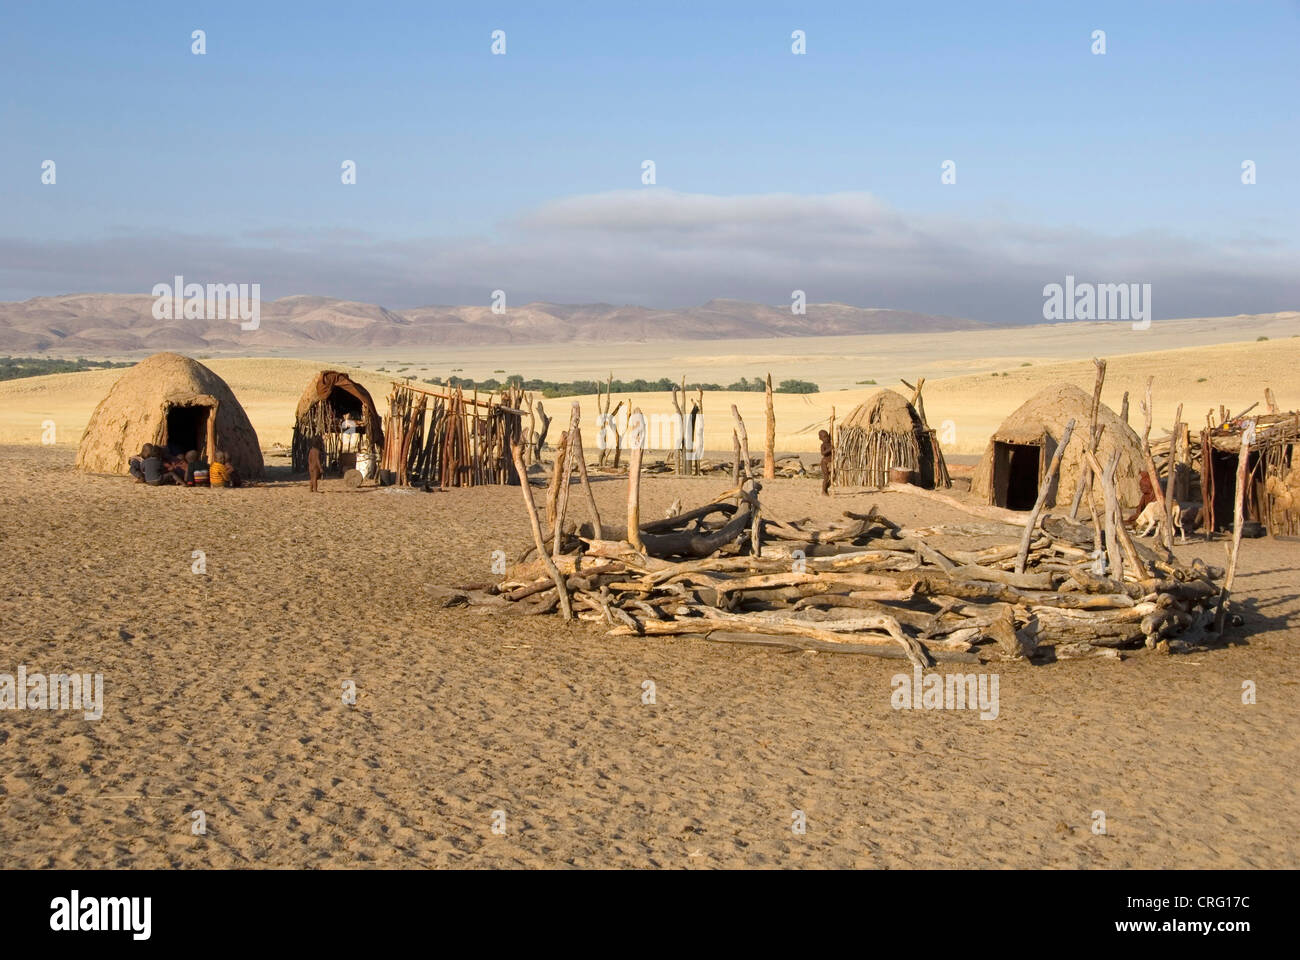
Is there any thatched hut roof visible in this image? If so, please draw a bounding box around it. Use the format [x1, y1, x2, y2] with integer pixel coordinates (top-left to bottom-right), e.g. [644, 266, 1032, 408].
[971, 383, 1143, 507]
[75, 352, 263, 477]
[293, 371, 384, 442]
[841, 389, 923, 435]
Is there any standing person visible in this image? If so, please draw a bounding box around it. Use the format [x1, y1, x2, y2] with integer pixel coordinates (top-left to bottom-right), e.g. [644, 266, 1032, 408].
[308, 436, 325, 493]
[819, 429, 834, 497]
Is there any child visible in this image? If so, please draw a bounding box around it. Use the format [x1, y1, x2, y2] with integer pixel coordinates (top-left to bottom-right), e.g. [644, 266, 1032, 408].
[819, 429, 834, 496]
[208, 450, 228, 487]
[161, 450, 186, 484]
[134, 444, 166, 485]
[183, 450, 210, 486]
[308, 436, 325, 492]
[129, 444, 152, 483]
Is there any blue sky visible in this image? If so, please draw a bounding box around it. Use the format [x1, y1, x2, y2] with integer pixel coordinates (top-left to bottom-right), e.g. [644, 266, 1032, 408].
[2, 1, 1297, 321]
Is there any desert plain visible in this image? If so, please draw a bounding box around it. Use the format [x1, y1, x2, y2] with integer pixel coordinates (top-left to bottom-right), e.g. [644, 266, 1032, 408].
[0, 314, 1297, 868]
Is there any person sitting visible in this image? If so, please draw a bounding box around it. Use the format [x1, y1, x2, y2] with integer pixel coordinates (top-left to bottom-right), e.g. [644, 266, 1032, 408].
[184, 450, 210, 486]
[161, 451, 187, 485]
[135, 444, 166, 486]
[208, 450, 228, 487]
[128, 444, 152, 482]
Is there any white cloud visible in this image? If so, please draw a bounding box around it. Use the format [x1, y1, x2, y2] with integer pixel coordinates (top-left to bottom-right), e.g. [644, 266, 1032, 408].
[1, 190, 1296, 322]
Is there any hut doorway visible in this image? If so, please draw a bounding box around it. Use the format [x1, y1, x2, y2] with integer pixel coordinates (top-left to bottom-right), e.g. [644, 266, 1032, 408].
[326, 386, 364, 421]
[165, 403, 211, 457]
[991, 440, 1045, 510]
[1208, 448, 1260, 531]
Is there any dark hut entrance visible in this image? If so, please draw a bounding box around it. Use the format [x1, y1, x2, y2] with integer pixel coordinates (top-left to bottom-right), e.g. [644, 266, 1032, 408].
[164, 403, 212, 458]
[988, 428, 1056, 510]
[1208, 448, 1261, 532]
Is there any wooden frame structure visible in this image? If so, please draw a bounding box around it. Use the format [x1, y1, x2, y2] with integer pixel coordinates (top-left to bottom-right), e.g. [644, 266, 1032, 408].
[380, 381, 527, 488]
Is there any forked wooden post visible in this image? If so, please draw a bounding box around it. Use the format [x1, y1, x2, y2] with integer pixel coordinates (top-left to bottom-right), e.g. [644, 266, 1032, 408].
[1214, 421, 1255, 633]
[1015, 417, 1075, 574]
[1069, 358, 1106, 518]
[509, 440, 572, 621]
[552, 402, 582, 559]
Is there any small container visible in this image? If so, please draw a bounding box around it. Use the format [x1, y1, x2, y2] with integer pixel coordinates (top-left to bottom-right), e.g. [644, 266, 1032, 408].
[889, 466, 915, 485]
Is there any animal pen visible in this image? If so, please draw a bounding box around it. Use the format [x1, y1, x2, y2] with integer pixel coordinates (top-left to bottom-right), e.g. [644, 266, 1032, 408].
[292, 371, 385, 477]
[1191, 411, 1299, 536]
[379, 381, 529, 487]
[435, 401, 1240, 665]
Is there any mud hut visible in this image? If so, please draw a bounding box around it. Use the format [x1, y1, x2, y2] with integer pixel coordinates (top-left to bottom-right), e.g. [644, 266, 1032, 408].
[834, 389, 937, 488]
[291, 371, 384, 476]
[76, 352, 263, 477]
[972, 383, 1142, 510]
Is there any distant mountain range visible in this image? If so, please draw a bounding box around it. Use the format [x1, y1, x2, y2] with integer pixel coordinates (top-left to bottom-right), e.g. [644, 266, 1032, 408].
[0, 294, 984, 354]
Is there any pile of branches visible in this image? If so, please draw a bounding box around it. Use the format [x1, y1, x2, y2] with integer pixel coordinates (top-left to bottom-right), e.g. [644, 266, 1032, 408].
[438, 418, 1231, 666]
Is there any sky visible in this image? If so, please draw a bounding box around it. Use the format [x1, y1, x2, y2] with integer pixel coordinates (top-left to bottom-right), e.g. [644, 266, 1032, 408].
[2, 0, 1298, 323]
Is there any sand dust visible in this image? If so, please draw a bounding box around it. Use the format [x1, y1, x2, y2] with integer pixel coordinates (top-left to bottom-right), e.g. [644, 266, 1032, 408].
[1, 444, 1296, 868]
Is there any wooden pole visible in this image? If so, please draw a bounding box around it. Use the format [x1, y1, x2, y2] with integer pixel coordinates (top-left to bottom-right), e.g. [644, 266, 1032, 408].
[1015, 418, 1075, 574]
[546, 430, 568, 528]
[1070, 358, 1106, 518]
[731, 404, 753, 479]
[552, 402, 581, 559]
[1162, 403, 1183, 548]
[626, 409, 646, 552]
[509, 441, 572, 621]
[571, 424, 603, 541]
[1138, 377, 1172, 553]
[763, 373, 776, 480]
[1214, 421, 1255, 632]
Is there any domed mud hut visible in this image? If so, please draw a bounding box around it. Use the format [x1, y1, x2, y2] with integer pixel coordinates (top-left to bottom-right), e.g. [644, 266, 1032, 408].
[291, 371, 384, 476]
[75, 352, 264, 478]
[833, 388, 938, 488]
[971, 383, 1143, 510]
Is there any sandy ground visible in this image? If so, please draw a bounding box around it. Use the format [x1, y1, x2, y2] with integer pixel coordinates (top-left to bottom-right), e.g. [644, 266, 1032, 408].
[1, 443, 1297, 868]
[2, 321, 1296, 456]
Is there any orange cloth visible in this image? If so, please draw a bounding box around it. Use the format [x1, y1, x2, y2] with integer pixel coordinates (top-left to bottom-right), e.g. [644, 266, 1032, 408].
[208, 461, 229, 486]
